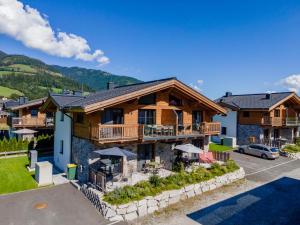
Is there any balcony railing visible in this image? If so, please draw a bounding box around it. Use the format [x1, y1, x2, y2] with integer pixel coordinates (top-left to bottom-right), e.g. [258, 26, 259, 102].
[11, 117, 54, 127]
[91, 122, 221, 143]
[284, 117, 300, 126]
[261, 116, 282, 126]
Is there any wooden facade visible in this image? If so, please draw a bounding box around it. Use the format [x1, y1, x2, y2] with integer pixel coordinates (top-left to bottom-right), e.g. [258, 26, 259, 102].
[10, 105, 54, 128]
[73, 88, 221, 143]
[238, 100, 300, 127]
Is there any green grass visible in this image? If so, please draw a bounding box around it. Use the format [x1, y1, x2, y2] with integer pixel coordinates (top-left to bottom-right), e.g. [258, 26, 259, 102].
[283, 144, 300, 153]
[0, 156, 37, 195]
[209, 143, 234, 152]
[0, 85, 23, 97]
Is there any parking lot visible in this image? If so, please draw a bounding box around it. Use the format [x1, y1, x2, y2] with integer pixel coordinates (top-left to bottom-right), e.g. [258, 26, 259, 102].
[231, 150, 300, 182]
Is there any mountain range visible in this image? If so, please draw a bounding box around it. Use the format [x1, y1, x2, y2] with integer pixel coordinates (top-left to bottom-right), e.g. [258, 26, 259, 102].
[0, 50, 141, 99]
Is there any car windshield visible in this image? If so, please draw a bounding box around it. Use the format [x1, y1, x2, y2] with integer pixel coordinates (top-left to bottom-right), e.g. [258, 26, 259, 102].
[270, 148, 279, 152]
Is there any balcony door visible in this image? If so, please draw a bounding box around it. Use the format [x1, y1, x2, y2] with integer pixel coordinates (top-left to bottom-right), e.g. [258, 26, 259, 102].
[138, 110, 155, 125]
[102, 109, 124, 124]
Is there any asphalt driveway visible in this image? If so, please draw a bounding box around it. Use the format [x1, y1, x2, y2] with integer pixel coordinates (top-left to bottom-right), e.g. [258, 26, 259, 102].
[0, 184, 126, 225]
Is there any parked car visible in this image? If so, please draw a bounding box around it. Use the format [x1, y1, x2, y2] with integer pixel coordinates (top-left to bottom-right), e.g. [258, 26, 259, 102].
[238, 144, 279, 159]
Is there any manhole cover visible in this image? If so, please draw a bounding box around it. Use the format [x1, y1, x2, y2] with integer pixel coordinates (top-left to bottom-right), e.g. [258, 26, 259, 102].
[33, 202, 48, 209]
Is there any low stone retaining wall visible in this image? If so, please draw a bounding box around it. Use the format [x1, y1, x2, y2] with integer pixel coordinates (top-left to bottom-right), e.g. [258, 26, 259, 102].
[81, 167, 245, 222]
[280, 151, 300, 159]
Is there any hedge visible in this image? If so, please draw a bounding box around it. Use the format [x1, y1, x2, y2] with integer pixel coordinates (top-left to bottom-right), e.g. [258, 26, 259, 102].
[103, 160, 240, 205]
[0, 134, 53, 152]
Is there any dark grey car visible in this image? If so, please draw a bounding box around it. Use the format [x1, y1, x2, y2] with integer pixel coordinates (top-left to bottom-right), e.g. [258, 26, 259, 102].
[238, 144, 279, 159]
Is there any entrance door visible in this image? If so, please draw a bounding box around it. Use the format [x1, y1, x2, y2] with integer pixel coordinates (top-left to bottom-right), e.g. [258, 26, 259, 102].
[274, 129, 280, 140]
[137, 144, 154, 171]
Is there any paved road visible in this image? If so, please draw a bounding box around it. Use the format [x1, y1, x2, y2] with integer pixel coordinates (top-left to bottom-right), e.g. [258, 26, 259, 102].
[0, 184, 126, 225]
[137, 151, 300, 225]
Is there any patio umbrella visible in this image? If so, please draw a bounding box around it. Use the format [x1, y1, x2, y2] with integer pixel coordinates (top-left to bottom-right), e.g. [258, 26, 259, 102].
[174, 144, 203, 154]
[12, 128, 38, 134]
[93, 147, 137, 159]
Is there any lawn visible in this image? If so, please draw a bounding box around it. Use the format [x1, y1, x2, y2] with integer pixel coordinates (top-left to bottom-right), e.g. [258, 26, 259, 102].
[209, 143, 234, 152]
[0, 156, 37, 195]
[0, 85, 23, 97]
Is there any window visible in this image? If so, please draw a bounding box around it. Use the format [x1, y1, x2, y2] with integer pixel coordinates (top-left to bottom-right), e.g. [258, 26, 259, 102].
[221, 127, 227, 135]
[176, 110, 183, 125]
[243, 111, 250, 117]
[102, 109, 123, 124]
[60, 140, 64, 154]
[274, 109, 280, 117]
[31, 109, 38, 117]
[60, 111, 64, 121]
[138, 110, 155, 124]
[192, 111, 203, 124]
[76, 113, 84, 124]
[138, 93, 156, 105]
[169, 95, 182, 106]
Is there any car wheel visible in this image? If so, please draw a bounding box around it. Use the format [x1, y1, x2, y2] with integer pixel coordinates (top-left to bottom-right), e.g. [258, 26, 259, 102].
[239, 148, 244, 154]
[261, 154, 268, 159]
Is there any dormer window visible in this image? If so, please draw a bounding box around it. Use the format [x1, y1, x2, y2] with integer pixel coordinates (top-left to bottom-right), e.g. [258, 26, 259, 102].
[169, 95, 182, 106]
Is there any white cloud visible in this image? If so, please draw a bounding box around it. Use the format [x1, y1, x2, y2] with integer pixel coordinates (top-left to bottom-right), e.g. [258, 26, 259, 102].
[189, 83, 201, 92]
[197, 79, 204, 85]
[279, 74, 300, 92]
[0, 0, 109, 65]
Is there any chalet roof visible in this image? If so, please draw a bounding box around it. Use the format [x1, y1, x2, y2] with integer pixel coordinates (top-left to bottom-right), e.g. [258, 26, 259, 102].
[44, 77, 226, 114]
[5, 97, 47, 111]
[215, 92, 297, 110]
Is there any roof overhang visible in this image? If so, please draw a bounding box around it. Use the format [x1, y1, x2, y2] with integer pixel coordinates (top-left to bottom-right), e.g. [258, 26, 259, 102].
[81, 79, 227, 115]
[269, 92, 300, 111]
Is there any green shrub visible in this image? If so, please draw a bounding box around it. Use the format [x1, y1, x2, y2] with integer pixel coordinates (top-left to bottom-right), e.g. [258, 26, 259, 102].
[149, 175, 161, 188]
[283, 144, 300, 153]
[172, 161, 184, 173]
[104, 160, 240, 205]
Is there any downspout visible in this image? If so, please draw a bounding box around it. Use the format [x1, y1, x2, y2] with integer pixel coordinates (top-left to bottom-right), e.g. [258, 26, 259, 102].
[62, 109, 73, 165]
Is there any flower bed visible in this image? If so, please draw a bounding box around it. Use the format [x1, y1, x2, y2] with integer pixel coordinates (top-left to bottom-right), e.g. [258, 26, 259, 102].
[281, 144, 300, 159]
[81, 160, 245, 222]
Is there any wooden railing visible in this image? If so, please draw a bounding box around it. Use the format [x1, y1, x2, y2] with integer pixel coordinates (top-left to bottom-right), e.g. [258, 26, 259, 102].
[91, 124, 140, 142]
[91, 122, 221, 143]
[11, 117, 54, 127]
[261, 116, 282, 126]
[284, 117, 300, 126]
[200, 122, 221, 135]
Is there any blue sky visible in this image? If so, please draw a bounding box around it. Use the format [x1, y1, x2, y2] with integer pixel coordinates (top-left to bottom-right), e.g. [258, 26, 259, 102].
[1, 0, 300, 98]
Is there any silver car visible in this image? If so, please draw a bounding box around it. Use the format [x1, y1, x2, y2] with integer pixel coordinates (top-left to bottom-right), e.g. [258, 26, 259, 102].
[238, 144, 279, 159]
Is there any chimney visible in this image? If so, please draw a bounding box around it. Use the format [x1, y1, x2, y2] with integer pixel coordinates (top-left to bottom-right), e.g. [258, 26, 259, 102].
[266, 93, 271, 99]
[19, 96, 28, 105]
[107, 82, 115, 90]
[225, 92, 232, 97]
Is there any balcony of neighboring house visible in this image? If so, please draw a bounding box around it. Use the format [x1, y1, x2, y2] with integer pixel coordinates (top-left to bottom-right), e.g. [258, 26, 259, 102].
[90, 122, 221, 143]
[261, 116, 283, 126]
[11, 116, 54, 128]
[284, 117, 300, 126]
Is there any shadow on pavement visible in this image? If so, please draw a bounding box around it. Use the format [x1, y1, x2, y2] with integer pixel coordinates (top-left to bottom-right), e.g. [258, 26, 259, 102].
[187, 177, 300, 225]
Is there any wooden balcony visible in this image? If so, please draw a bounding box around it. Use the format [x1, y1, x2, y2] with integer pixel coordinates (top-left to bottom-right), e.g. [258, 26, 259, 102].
[11, 117, 54, 128]
[284, 117, 300, 126]
[261, 116, 282, 126]
[90, 122, 221, 143]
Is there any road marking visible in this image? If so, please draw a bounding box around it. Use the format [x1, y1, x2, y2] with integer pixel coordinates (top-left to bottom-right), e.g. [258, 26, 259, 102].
[107, 221, 122, 225]
[245, 159, 298, 176]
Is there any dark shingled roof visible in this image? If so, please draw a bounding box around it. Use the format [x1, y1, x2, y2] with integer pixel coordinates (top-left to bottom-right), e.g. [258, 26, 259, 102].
[215, 92, 294, 110]
[51, 77, 176, 108]
[5, 97, 47, 110]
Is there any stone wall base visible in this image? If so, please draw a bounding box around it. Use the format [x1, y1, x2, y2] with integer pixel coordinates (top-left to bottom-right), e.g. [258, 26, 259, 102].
[81, 167, 245, 222]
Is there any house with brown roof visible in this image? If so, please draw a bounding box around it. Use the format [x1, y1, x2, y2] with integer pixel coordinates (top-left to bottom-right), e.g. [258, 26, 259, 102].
[5, 96, 54, 135]
[42, 77, 226, 189]
[214, 92, 300, 146]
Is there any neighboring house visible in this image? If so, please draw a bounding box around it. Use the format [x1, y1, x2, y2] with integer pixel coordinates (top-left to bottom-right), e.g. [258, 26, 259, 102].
[214, 91, 300, 146]
[41, 77, 226, 184]
[4, 96, 54, 136]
